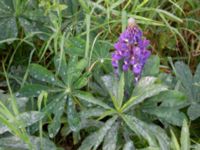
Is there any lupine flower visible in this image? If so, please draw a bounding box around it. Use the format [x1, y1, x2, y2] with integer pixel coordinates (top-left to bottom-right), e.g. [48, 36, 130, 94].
[112, 18, 151, 82]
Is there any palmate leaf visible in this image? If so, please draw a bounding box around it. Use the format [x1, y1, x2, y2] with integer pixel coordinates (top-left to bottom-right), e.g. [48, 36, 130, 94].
[122, 114, 157, 147]
[67, 56, 82, 86]
[78, 116, 117, 150]
[102, 122, 118, 150]
[0, 136, 56, 150]
[160, 90, 187, 108]
[29, 64, 63, 87]
[174, 62, 194, 101]
[73, 72, 90, 90]
[142, 55, 160, 76]
[122, 115, 170, 150]
[187, 104, 200, 120]
[0, 0, 17, 41]
[75, 91, 111, 109]
[144, 107, 186, 126]
[101, 74, 124, 109]
[18, 84, 50, 97]
[0, 17, 18, 41]
[0, 111, 44, 134]
[141, 90, 187, 126]
[67, 97, 81, 132]
[80, 107, 105, 119]
[174, 61, 200, 120]
[65, 36, 86, 56]
[123, 141, 135, 150]
[47, 96, 66, 138]
[0, 0, 50, 41]
[54, 53, 68, 84]
[123, 77, 168, 111]
[101, 75, 118, 99]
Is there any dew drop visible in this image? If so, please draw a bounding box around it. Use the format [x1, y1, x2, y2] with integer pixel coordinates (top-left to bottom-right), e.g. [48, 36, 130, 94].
[49, 133, 54, 138]
[15, 92, 20, 97]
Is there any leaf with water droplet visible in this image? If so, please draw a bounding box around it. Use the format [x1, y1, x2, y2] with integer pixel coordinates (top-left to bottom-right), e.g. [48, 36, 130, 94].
[65, 36, 86, 56]
[48, 96, 66, 138]
[54, 53, 68, 84]
[0, 135, 56, 150]
[67, 97, 81, 132]
[29, 64, 63, 87]
[78, 116, 117, 150]
[0, 111, 44, 134]
[19, 84, 50, 97]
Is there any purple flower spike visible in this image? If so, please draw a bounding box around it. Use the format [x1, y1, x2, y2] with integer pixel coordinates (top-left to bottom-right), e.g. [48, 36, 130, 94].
[112, 18, 151, 82]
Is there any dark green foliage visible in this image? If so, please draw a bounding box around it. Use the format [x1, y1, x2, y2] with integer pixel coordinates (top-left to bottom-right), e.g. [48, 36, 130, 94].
[0, 0, 199, 149]
[175, 62, 200, 120]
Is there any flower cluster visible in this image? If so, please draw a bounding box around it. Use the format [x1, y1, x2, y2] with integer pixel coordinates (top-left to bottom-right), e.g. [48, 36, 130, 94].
[112, 18, 151, 82]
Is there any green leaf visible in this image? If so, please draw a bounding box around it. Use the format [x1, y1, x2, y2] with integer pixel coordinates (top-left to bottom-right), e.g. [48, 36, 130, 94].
[19, 84, 50, 97]
[75, 91, 111, 109]
[54, 53, 68, 84]
[103, 122, 118, 150]
[67, 56, 82, 86]
[48, 97, 66, 138]
[101, 75, 118, 98]
[65, 37, 85, 56]
[160, 90, 187, 108]
[0, 0, 17, 41]
[147, 124, 170, 150]
[80, 107, 105, 119]
[76, 58, 88, 72]
[67, 97, 81, 132]
[0, 136, 56, 150]
[101, 75, 118, 108]
[0, 111, 44, 134]
[29, 64, 62, 87]
[143, 55, 160, 76]
[78, 116, 117, 150]
[180, 120, 190, 150]
[174, 62, 194, 101]
[122, 114, 157, 147]
[123, 77, 167, 111]
[117, 73, 125, 108]
[123, 141, 135, 150]
[73, 72, 90, 90]
[187, 104, 200, 120]
[92, 41, 111, 61]
[144, 107, 186, 126]
[0, 17, 18, 41]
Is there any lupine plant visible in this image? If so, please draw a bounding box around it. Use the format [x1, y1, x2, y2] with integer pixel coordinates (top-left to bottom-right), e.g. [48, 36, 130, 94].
[0, 0, 200, 149]
[112, 18, 151, 82]
[19, 54, 89, 139]
[74, 19, 186, 150]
